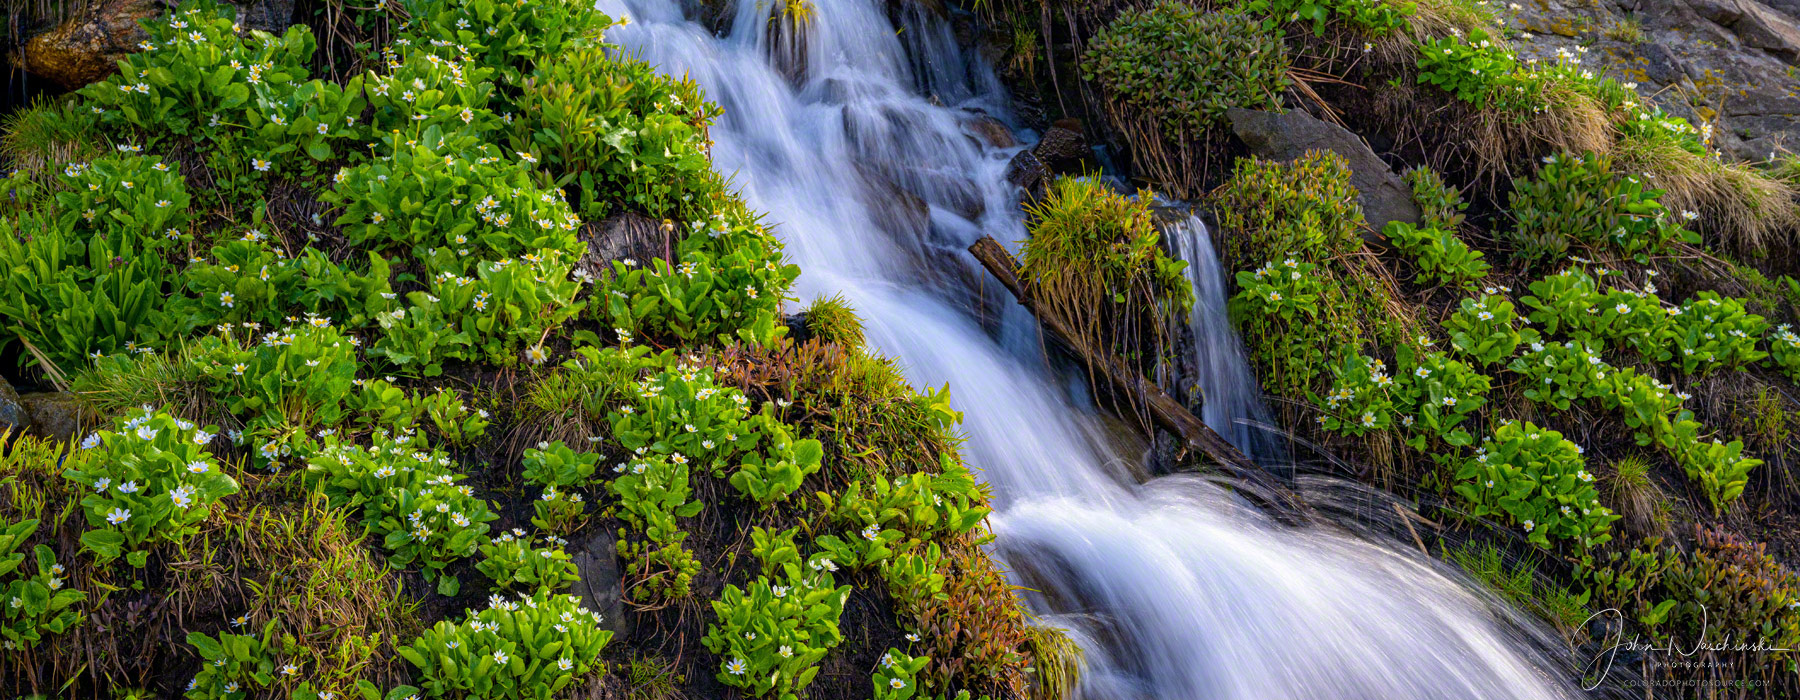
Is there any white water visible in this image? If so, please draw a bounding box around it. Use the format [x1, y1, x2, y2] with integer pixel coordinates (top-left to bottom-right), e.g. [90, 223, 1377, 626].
[600, 1, 1575, 697]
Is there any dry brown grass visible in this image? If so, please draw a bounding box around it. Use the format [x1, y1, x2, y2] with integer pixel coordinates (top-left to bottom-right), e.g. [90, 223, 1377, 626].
[1614, 132, 1800, 257]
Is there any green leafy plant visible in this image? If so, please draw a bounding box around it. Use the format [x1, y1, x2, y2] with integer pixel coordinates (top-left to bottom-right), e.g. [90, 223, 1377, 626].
[521, 440, 601, 489]
[871, 648, 932, 700]
[1082, 2, 1289, 136]
[1507, 152, 1697, 262]
[190, 322, 360, 431]
[1403, 166, 1467, 230]
[1507, 339, 1614, 411]
[1443, 292, 1535, 366]
[703, 528, 849, 700]
[729, 408, 825, 506]
[1311, 352, 1396, 436]
[1248, 0, 1413, 36]
[184, 234, 396, 330]
[1392, 346, 1489, 451]
[596, 201, 797, 348]
[515, 45, 720, 219]
[476, 530, 579, 592]
[321, 127, 583, 274]
[1453, 420, 1619, 551]
[372, 251, 586, 374]
[63, 408, 236, 567]
[1382, 221, 1489, 289]
[419, 387, 490, 445]
[0, 520, 86, 650]
[1768, 323, 1800, 381]
[398, 589, 614, 699]
[404, 0, 616, 88]
[1662, 291, 1768, 374]
[1670, 421, 1760, 514]
[610, 454, 702, 601]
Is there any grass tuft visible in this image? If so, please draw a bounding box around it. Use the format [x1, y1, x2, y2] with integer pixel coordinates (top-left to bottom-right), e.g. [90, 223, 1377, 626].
[1026, 624, 1083, 700]
[802, 293, 866, 348]
[1614, 132, 1800, 257]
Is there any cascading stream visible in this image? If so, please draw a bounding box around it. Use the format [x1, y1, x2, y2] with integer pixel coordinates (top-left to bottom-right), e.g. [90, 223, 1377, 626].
[600, 1, 1576, 697]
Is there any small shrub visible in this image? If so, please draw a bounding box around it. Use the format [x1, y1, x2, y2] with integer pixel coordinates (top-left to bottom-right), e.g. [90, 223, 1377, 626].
[515, 46, 720, 219]
[1507, 152, 1697, 263]
[1083, 3, 1289, 137]
[1382, 221, 1489, 289]
[398, 589, 614, 699]
[610, 454, 702, 601]
[703, 528, 849, 700]
[0, 519, 86, 650]
[1452, 420, 1619, 551]
[1443, 291, 1535, 366]
[64, 408, 235, 567]
[476, 530, 579, 592]
[1403, 166, 1467, 229]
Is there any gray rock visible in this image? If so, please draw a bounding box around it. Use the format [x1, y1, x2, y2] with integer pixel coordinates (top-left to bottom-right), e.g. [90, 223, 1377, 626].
[1005, 149, 1047, 192]
[19, 392, 83, 442]
[1032, 121, 1089, 168]
[575, 212, 669, 282]
[569, 529, 628, 638]
[1225, 108, 1420, 235]
[0, 380, 31, 436]
[963, 113, 1018, 149]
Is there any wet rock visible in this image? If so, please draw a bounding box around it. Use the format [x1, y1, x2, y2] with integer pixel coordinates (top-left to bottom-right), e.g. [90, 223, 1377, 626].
[1005, 149, 1048, 193]
[963, 113, 1018, 149]
[575, 212, 669, 282]
[12, 0, 158, 89]
[0, 380, 31, 436]
[1032, 119, 1089, 170]
[19, 392, 84, 442]
[857, 163, 932, 239]
[1226, 108, 1419, 235]
[569, 529, 628, 638]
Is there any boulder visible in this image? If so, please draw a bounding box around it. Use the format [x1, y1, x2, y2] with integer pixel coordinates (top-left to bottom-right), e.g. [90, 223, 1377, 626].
[1032, 119, 1089, 169]
[575, 212, 669, 282]
[568, 529, 628, 638]
[962, 113, 1018, 149]
[12, 0, 158, 89]
[1004, 149, 1047, 193]
[19, 392, 84, 442]
[1225, 108, 1420, 235]
[1690, 0, 1800, 64]
[0, 380, 31, 436]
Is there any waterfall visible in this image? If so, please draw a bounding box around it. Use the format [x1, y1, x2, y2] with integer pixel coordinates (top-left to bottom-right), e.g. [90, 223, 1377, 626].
[599, 0, 1577, 696]
[1160, 213, 1287, 462]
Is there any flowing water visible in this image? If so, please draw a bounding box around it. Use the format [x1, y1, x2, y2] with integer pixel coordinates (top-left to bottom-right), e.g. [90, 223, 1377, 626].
[599, 0, 1576, 696]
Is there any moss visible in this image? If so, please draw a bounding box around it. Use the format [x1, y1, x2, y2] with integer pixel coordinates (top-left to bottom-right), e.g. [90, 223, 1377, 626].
[1020, 177, 1193, 375]
[801, 293, 866, 348]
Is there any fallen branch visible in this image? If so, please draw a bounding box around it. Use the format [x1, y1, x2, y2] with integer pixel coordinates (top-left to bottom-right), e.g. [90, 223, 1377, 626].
[969, 235, 1309, 520]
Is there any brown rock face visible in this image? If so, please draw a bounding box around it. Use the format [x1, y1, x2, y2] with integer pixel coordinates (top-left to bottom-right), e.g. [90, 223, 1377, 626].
[13, 0, 159, 89]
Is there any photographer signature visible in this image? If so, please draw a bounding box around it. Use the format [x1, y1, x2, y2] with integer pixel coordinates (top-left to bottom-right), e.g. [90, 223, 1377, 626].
[1580, 606, 1793, 690]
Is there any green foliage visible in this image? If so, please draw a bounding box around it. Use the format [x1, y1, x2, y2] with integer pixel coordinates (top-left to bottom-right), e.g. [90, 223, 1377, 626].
[371, 251, 586, 374]
[190, 322, 360, 430]
[476, 530, 579, 593]
[1769, 324, 1800, 381]
[397, 589, 614, 699]
[0, 520, 86, 650]
[183, 621, 329, 700]
[608, 360, 756, 473]
[1670, 421, 1760, 515]
[880, 543, 949, 610]
[1082, 2, 1289, 136]
[1248, 0, 1413, 36]
[610, 454, 703, 601]
[364, 44, 502, 138]
[63, 408, 235, 567]
[1403, 166, 1467, 230]
[729, 409, 825, 506]
[801, 294, 865, 348]
[1443, 292, 1535, 366]
[304, 429, 497, 594]
[419, 387, 490, 445]
[1519, 267, 1666, 358]
[1507, 340, 1614, 412]
[404, 0, 615, 88]
[814, 454, 992, 542]
[1447, 543, 1590, 638]
[1507, 152, 1697, 263]
[79, 1, 365, 192]
[184, 236, 396, 330]
[0, 157, 198, 369]
[321, 127, 583, 274]
[515, 46, 720, 219]
[1663, 292, 1768, 375]
[521, 440, 601, 489]
[1382, 221, 1489, 289]
[595, 201, 797, 348]
[703, 529, 850, 700]
[1416, 29, 1531, 109]
[1619, 108, 1708, 156]
[1311, 353, 1396, 437]
[1452, 420, 1618, 551]
[871, 648, 932, 700]
[1391, 346, 1489, 451]
[1020, 178, 1193, 328]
